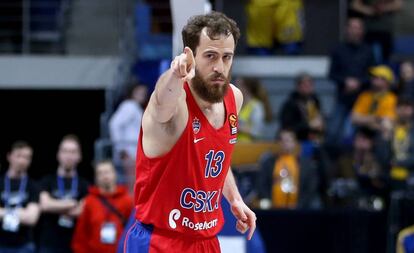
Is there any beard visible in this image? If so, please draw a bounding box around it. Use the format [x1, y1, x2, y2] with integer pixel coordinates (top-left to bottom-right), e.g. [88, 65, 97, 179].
[191, 69, 230, 103]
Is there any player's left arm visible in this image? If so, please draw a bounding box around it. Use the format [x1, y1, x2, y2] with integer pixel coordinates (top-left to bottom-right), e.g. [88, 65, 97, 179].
[223, 84, 256, 240]
[223, 169, 256, 240]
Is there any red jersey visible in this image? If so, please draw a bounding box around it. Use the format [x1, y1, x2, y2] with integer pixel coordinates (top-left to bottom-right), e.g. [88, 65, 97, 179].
[134, 82, 238, 238]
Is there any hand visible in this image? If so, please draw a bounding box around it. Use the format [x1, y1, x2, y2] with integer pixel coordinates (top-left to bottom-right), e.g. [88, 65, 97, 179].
[230, 199, 257, 240]
[66, 200, 84, 217]
[309, 116, 324, 131]
[345, 77, 361, 93]
[171, 47, 195, 82]
[63, 199, 78, 210]
[380, 118, 394, 135]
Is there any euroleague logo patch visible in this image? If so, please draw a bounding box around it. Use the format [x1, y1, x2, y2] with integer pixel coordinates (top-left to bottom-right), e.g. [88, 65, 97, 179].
[228, 113, 237, 135]
[192, 117, 201, 134]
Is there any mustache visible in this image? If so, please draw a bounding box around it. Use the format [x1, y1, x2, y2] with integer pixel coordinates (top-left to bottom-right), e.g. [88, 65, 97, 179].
[208, 73, 227, 81]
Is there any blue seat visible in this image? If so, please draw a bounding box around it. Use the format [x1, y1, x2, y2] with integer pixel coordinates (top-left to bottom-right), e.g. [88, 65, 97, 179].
[30, 0, 62, 31]
[394, 36, 414, 55]
[135, 2, 172, 60]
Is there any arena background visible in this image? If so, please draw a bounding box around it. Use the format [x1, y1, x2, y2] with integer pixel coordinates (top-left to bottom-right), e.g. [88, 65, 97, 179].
[0, 0, 413, 252]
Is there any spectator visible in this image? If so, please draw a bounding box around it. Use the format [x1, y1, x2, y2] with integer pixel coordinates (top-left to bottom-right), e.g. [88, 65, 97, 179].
[327, 17, 375, 145]
[332, 127, 387, 209]
[37, 135, 89, 253]
[245, 0, 305, 55]
[109, 83, 148, 190]
[0, 141, 40, 253]
[351, 65, 397, 135]
[72, 161, 133, 253]
[257, 129, 322, 209]
[378, 97, 414, 191]
[396, 60, 414, 99]
[236, 77, 272, 142]
[350, 0, 404, 64]
[279, 73, 324, 142]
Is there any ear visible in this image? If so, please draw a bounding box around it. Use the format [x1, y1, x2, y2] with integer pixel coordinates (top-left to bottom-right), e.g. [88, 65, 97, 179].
[6, 152, 11, 163]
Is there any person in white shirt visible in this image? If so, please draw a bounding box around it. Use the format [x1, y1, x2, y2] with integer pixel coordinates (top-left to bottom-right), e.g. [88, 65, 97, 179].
[109, 84, 148, 190]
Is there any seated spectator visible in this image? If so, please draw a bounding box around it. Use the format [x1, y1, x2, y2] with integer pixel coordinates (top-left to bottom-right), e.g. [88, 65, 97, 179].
[236, 77, 272, 142]
[327, 17, 375, 146]
[351, 65, 397, 135]
[257, 129, 322, 209]
[279, 73, 324, 142]
[109, 83, 148, 190]
[38, 135, 89, 253]
[378, 97, 414, 191]
[72, 160, 133, 253]
[396, 60, 414, 99]
[0, 141, 40, 253]
[331, 128, 387, 209]
[245, 0, 304, 55]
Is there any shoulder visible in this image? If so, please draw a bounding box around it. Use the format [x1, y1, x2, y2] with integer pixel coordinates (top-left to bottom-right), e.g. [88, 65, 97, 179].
[358, 91, 371, 99]
[116, 100, 137, 113]
[40, 174, 55, 187]
[386, 91, 397, 100]
[78, 177, 90, 188]
[230, 83, 243, 113]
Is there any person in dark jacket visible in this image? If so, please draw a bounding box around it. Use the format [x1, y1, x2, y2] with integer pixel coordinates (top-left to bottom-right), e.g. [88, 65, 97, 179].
[279, 73, 324, 142]
[327, 17, 375, 147]
[378, 97, 414, 191]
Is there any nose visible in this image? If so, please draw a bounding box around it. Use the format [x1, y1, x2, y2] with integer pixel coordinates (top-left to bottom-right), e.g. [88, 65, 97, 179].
[213, 59, 224, 74]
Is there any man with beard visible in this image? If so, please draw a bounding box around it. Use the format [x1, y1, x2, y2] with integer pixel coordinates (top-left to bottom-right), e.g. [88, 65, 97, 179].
[37, 135, 89, 253]
[351, 65, 397, 135]
[123, 12, 256, 252]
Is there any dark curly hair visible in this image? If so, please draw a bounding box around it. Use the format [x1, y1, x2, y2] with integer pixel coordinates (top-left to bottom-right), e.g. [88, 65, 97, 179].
[182, 11, 240, 55]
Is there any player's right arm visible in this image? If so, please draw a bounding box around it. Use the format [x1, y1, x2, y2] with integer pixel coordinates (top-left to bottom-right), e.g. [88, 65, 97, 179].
[148, 47, 195, 123]
[142, 47, 195, 158]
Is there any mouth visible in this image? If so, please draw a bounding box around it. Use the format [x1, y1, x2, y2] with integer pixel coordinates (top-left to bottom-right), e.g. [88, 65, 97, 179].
[211, 78, 225, 84]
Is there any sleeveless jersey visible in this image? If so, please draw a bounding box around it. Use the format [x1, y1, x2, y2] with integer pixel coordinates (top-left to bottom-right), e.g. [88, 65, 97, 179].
[134, 82, 238, 238]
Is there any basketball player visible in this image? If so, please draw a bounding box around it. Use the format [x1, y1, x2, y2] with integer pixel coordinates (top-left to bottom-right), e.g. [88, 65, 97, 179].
[123, 12, 256, 252]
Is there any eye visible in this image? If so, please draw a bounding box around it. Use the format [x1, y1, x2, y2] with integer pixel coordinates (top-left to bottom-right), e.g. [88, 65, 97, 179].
[224, 55, 233, 61]
[206, 54, 215, 59]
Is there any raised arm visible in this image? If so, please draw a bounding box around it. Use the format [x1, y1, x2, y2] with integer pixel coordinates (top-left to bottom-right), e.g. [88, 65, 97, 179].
[142, 47, 196, 158]
[148, 47, 195, 123]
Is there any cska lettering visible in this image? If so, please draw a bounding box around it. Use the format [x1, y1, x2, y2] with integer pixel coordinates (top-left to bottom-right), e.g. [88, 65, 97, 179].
[180, 188, 221, 213]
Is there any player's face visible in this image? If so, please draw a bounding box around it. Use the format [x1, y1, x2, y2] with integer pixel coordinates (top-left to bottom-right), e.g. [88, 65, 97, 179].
[8, 147, 33, 172]
[57, 140, 81, 170]
[192, 28, 235, 103]
[95, 163, 117, 190]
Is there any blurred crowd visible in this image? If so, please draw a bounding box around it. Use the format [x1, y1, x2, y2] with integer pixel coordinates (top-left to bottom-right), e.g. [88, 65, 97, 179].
[0, 0, 413, 252]
[0, 137, 133, 253]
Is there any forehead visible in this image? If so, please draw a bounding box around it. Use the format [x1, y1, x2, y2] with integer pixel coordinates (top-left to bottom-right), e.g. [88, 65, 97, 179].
[11, 147, 32, 155]
[60, 140, 79, 150]
[196, 28, 235, 54]
[96, 163, 114, 172]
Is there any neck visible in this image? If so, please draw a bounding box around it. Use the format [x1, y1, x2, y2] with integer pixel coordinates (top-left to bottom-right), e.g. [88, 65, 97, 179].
[58, 166, 75, 177]
[99, 184, 116, 194]
[7, 168, 25, 179]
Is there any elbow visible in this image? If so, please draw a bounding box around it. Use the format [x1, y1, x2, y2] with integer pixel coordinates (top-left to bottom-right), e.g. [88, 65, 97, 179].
[25, 217, 39, 226]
